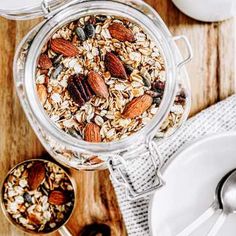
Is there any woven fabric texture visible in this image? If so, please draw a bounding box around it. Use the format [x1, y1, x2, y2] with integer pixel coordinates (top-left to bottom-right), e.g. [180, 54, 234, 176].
[112, 95, 236, 236]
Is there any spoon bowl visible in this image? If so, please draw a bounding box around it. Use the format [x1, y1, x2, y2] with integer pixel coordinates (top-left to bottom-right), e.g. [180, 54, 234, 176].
[177, 169, 236, 236]
[207, 169, 236, 236]
[220, 170, 236, 214]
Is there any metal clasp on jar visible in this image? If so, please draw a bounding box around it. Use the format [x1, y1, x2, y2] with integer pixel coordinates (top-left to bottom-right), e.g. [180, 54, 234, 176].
[40, 0, 80, 19]
[106, 140, 165, 200]
[41, 0, 51, 15]
[172, 35, 193, 69]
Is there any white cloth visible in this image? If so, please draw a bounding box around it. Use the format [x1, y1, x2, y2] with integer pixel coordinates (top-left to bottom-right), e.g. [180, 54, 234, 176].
[111, 95, 236, 236]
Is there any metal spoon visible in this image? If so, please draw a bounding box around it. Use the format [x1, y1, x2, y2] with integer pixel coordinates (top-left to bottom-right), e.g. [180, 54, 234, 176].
[177, 169, 236, 236]
[207, 169, 236, 236]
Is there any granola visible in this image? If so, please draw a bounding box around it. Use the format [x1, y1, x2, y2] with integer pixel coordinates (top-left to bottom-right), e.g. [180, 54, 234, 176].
[35, 15, 186, 143]
[2, 160, 74, 233]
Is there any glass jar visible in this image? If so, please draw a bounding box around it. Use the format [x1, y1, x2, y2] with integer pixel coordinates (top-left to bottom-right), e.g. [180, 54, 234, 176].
[2, 0, 192, 199]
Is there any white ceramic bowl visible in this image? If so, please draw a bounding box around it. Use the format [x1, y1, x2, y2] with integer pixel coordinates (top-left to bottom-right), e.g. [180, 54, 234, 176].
[172, 0, 236, 22]
[149, 132, 236, 236]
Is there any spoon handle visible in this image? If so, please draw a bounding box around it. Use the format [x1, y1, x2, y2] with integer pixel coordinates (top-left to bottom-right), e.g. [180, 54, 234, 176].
[206, 212, 226, 236]
[58, 226, 73, 236]
[177, 203, 217, 236]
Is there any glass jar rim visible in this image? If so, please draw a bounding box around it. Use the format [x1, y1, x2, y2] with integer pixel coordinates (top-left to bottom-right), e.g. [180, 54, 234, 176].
[0, 0, 76, 20]
[24, 0, 178, 154]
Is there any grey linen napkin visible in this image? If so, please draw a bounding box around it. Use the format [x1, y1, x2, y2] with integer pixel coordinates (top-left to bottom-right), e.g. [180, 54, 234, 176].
[111, 94, 236, 236]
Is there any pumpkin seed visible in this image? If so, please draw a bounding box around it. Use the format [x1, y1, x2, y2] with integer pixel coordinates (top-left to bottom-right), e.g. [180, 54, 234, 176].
[153, 97, 162, 106]
[75, 27, 86, 41]
[84, 24, 95, 38]
[23, 192, 32, 204]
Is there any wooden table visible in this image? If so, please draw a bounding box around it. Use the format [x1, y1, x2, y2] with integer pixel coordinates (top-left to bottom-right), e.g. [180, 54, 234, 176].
[0, 1, 235, 235]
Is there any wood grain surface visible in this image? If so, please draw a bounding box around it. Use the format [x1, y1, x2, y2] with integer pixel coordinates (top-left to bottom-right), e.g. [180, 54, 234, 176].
[0, 0, 235, 235]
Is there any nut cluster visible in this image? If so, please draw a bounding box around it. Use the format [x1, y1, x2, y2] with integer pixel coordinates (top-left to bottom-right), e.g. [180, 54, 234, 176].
[2, 161, 74, 233]
[35, 15, 185, 144]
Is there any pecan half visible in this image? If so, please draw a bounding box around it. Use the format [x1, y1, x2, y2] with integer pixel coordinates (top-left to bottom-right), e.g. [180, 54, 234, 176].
[67, 75, 94, 106]
[82, 79, 93, 99]
[74, 76, 89, 101]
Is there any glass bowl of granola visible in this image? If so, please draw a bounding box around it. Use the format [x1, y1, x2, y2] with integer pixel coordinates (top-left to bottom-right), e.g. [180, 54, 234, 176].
[12, 0, 192, 173]
[1, 159, 75, 234]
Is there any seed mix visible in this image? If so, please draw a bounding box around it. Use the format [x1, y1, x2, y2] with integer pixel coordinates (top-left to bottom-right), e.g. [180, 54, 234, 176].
[2, 161, 74, 233]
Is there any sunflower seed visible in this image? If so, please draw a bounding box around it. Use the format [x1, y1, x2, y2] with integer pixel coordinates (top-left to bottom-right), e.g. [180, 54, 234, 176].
[51, 65, 63, 80]
[96, 15, 107, 23]
[142, 76, 151, 88]
[67, 128, 82, 139]
[53, 55, 63, 66]
[125, 65, 134, 74]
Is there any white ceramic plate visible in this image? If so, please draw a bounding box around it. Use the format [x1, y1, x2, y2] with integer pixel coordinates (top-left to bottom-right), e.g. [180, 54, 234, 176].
[149, 132, 236, 236]
[172, 0, 236, 22]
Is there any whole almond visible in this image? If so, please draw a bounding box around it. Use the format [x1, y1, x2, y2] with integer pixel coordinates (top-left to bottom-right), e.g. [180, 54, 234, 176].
[105, 52, 128, 80]
[37, 84, 47, 105]
[38, 54, 52, 69]
[51, 38, 78, 57]
[28, 213, 41, 225]
[87, 71, 109, 98]
[108, 23, 135, 42]
[84, 123, 102, 142]
[123, 94, 153, 119]
[48, 190, 68, 205]
[28, 162, 46, 190]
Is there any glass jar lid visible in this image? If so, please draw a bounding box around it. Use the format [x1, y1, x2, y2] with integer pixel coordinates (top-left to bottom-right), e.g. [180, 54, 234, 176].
[0, 0, 76, 20]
